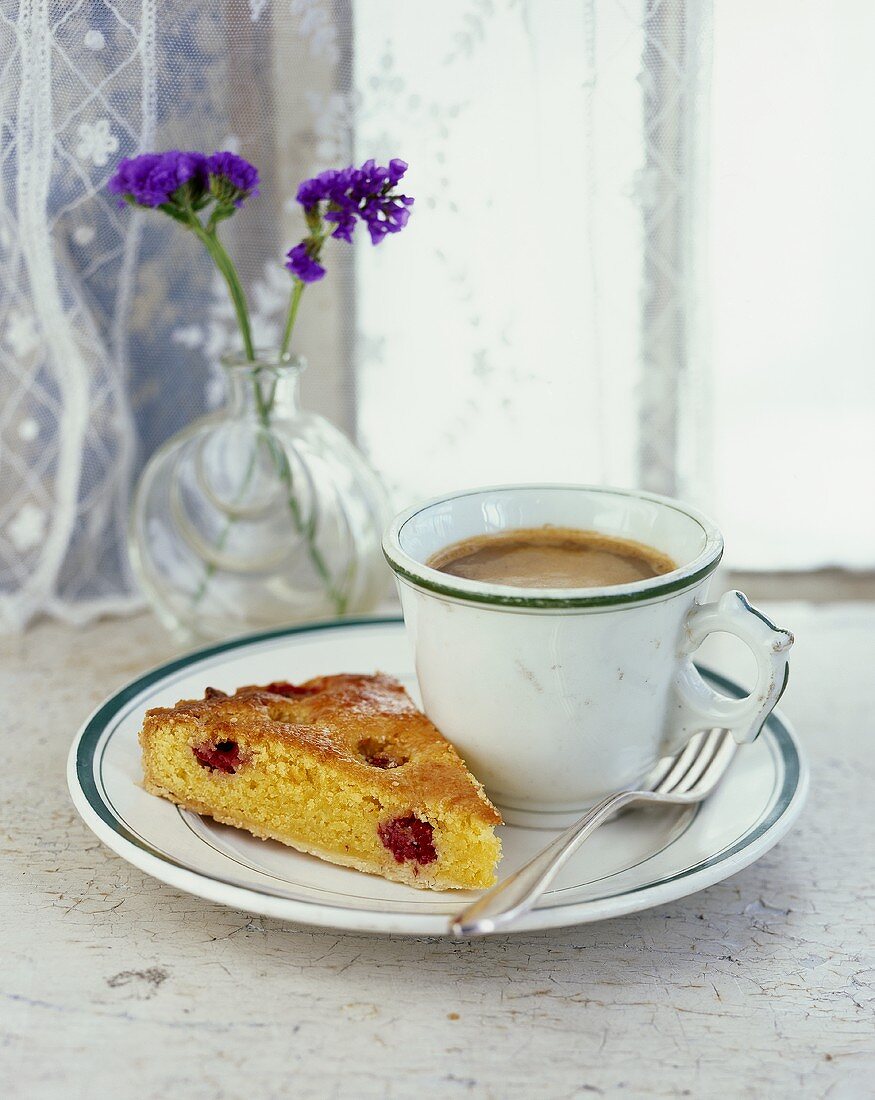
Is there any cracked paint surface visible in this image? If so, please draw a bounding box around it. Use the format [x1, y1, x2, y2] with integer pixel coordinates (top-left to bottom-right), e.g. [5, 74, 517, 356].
[0, 607, 872, 1098]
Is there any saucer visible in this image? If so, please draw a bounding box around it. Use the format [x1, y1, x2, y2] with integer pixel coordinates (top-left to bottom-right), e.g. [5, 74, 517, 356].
[67, 617, 808, 936]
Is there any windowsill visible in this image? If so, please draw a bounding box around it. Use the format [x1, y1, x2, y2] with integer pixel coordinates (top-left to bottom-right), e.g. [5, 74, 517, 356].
[724, 569, 875, 603]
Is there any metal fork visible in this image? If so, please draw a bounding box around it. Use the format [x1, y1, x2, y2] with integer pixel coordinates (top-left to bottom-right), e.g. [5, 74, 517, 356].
[450, 728, 737, 937]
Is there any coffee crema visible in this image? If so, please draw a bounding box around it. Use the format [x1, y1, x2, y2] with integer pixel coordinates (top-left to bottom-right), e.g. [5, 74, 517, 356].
[427, 526, 676, 590]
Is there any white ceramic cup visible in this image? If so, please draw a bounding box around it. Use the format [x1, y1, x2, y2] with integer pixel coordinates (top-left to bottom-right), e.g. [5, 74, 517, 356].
[383, 484, 794, 828]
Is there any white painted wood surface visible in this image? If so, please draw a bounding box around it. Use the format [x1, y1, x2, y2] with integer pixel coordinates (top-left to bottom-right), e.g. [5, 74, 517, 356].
[1, 603, 872, 1099]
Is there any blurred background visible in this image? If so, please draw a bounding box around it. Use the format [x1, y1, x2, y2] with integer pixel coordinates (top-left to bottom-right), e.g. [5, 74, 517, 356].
[1, 0, 872, 632]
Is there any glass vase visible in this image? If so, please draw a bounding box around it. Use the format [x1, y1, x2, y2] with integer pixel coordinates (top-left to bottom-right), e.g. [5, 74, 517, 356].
[129, 349, 391, 641]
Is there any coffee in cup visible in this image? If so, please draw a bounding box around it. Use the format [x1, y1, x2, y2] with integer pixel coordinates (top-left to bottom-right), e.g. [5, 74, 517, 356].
[428, 526, 676, 589]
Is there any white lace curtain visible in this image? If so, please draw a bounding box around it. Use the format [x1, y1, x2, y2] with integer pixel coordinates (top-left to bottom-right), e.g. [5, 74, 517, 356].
[0, 0, 710, 632]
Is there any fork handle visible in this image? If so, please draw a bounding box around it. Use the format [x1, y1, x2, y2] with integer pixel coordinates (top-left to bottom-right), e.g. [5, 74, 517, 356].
[450, 788, 652, 937]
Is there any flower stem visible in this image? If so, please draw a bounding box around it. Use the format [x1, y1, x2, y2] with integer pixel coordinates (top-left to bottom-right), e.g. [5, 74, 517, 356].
[181, 217, 346, 623]
[280, 278, 305, 358]
[247, 372, 346, 610]
[190, 222, 255, 361]
[188, 367, 348, 621]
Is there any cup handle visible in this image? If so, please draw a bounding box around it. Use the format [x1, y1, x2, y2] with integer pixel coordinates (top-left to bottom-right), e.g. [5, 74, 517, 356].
[664, 590, 794, 756]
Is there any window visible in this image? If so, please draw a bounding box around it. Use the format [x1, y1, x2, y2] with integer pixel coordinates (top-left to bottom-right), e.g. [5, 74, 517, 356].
[352, 1, 873, 577]
[711, 0, 875, 570]
[352, 1, 684, 502]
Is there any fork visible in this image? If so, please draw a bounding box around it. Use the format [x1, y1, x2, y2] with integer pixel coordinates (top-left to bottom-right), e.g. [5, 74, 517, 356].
[450, 728, 737, 937]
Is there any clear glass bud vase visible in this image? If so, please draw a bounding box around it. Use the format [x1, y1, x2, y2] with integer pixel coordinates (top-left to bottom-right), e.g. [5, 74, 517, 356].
[129, 349, 391, 641]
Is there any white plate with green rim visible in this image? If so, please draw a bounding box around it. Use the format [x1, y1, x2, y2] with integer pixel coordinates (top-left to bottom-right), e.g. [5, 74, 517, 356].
[67, 616, 808, 936]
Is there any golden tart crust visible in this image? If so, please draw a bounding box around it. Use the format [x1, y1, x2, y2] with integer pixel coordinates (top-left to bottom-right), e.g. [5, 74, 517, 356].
[139, 673, 502, 890]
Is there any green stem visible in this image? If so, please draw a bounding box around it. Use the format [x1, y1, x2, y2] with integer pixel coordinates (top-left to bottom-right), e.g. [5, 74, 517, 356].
[280, 227, 327, 358]
[190, 222, 255, 361]
[280, 278, 305, 358]
[189, 368, 347, 618]
[255, 398, 347, 614]
[182, 217, 346, 619]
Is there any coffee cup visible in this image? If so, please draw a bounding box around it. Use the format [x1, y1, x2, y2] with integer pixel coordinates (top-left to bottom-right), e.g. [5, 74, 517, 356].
[383, 484, 793, 828]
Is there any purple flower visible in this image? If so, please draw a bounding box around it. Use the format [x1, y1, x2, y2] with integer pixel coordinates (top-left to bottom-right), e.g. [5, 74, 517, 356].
[348, 157, 409, 201]
[207, 151, 260, 207]
[323, 199, 357, 242]
[359, 191, 414, 244]
[107, 151, 208, 208]
[293, 157, 414, 245]
[296, 170, 342, 208]
[285, 242, 326, 283]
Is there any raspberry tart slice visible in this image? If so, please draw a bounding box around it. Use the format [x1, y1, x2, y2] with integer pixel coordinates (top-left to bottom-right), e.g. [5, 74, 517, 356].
[139, 674, 502, 890]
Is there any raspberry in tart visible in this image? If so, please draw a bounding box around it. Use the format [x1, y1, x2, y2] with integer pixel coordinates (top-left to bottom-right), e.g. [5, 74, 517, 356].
[138, 673, 502, 890]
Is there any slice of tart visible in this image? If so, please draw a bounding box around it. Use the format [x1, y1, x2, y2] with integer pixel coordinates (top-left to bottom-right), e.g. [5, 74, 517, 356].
[139, 673, 502, 890]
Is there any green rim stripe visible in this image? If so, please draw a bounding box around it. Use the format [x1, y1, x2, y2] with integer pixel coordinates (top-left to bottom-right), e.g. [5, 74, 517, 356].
[385, 551, 723, 610]
[74, 616, 802, 915]
[385, 485, 723, 609]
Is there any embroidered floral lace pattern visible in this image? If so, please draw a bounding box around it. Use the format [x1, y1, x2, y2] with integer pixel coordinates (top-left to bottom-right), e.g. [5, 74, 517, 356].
[0, 1, 709, 630]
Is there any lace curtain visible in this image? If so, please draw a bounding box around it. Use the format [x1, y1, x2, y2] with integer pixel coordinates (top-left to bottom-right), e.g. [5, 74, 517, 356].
[0, 0, 710, 632]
